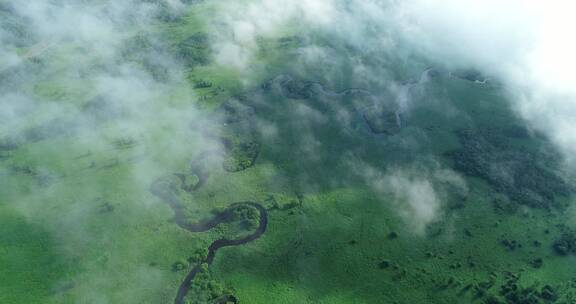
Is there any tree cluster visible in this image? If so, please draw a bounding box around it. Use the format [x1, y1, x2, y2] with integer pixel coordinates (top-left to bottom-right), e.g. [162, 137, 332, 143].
[217, 99, 260, 172]
[552, 230, 576, 256]
[480, 273, 558, 304]
[446, 129, 572, 209]
[176, 33, 210, 68]
[185, 264, 235, 304]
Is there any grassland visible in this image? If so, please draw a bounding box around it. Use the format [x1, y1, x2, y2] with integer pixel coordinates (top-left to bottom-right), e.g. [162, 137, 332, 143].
[1, 1, 575, 304]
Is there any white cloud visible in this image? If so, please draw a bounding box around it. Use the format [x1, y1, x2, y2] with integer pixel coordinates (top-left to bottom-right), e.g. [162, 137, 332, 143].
[354, 159, 466, 236]
[385, 171, 441, 235]
[213, 0, 576, 167]
[211, 0, 338, 70]
[392, 0, 576, 164]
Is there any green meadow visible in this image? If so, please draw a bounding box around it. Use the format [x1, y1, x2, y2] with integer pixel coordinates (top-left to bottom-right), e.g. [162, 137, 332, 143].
[1, 1, 575, 304]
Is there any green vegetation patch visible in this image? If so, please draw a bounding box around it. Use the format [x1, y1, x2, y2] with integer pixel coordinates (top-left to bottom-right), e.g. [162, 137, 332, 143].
[0, 208, 73, 303]
[446, 128, 572, 210]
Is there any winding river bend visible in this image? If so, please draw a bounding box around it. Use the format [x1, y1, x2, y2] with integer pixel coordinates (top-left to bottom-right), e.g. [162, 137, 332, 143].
[172, 202, 267, 304]
[150, 172, 268, 304]
[150, 68, 485, 303]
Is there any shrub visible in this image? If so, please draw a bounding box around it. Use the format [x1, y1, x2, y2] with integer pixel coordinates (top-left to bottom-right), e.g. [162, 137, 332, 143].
[553, 231, 576, 256]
